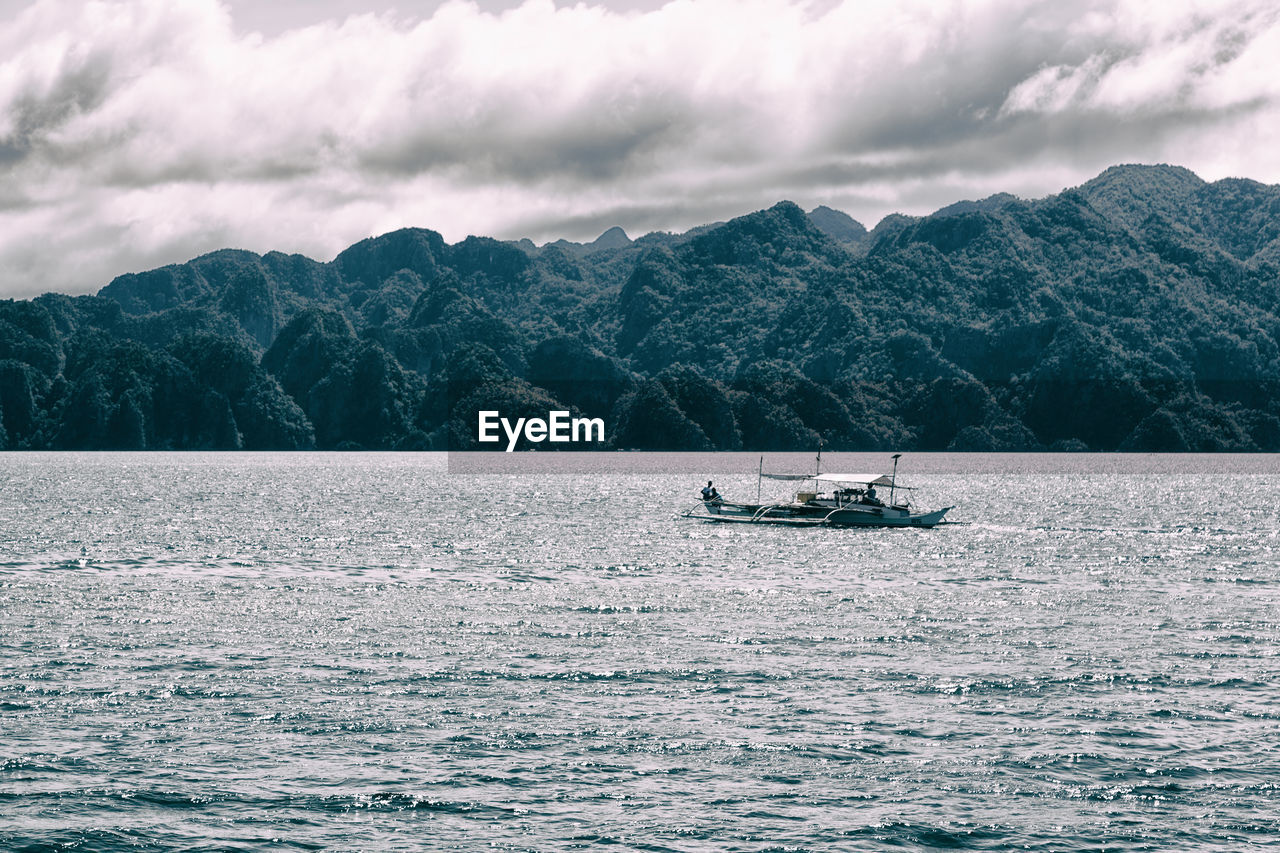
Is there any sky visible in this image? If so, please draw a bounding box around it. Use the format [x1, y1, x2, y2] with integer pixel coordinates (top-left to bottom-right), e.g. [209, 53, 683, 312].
[1, 0, 1278, 297]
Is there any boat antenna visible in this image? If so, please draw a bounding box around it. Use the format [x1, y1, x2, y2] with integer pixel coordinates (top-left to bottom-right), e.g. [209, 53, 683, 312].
[889, 453, 901, 505]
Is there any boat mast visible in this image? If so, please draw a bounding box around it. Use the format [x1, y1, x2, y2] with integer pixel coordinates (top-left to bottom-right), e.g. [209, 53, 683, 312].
[757, 456, 763, 504]
[889, 453, 901, 505]
[815, 440, 823, 477]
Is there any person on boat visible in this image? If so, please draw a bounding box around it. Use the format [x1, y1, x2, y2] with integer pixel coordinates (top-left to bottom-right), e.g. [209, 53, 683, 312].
[863, 485, 882, 506]
[701, 481, 721, 503]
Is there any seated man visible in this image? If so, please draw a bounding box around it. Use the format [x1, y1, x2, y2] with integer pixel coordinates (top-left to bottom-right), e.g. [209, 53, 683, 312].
[700, 481, 721, 503]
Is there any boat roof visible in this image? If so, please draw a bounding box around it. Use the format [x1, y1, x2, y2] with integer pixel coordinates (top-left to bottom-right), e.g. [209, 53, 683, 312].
[760, 471, 913, 489]
[816, 473, 894, 486]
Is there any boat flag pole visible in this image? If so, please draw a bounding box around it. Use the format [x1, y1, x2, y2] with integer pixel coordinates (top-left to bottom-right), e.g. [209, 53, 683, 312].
[890, 453, 901, 505]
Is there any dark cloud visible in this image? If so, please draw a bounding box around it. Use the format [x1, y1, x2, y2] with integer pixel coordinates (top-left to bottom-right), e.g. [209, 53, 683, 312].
[358, 88, 699, 185]
[1, 50, 115, 166]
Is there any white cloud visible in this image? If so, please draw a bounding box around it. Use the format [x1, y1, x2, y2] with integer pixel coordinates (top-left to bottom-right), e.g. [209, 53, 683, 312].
[999, 1, 1280, 117]
[1, 0, 1279, 297]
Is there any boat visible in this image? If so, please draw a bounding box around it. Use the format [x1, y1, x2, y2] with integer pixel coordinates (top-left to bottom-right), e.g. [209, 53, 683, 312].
[682, 453, 954, 528]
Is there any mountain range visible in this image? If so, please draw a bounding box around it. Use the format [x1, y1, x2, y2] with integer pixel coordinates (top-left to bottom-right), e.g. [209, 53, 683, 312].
[2, 163, 1279, 452]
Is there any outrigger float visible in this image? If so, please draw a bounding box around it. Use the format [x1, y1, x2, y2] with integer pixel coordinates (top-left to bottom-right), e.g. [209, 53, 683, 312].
[682, 453, 954, 528]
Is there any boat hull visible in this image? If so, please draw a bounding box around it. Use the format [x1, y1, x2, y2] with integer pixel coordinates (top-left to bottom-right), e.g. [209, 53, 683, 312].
[693, 500, 953, 528]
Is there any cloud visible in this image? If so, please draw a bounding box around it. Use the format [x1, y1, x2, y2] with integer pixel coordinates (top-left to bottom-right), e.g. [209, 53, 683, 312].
[1, 0, 1279, 297]
[998, 2, 1280, 117]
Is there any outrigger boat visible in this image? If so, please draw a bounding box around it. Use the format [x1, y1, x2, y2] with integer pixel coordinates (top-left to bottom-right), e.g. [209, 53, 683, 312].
[683, 453, 953, 528]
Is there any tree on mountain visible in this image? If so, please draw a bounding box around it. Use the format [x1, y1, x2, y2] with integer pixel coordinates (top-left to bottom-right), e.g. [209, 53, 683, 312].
[656, 364, 741, 450]
[612, 379, 711, 450]
[528, 336, 635, 419]
[171, 333, 313, 449]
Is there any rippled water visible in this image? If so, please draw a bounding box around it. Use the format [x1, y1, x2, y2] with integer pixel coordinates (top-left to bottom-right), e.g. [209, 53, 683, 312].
[2, 452, 1278, 851]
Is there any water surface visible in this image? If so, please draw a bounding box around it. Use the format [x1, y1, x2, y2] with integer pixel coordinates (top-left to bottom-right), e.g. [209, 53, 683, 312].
[2, 452, 1278, 851]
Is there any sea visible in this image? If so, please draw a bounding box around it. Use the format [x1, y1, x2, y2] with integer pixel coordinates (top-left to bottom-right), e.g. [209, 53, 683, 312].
[1, 451, 1277, 852]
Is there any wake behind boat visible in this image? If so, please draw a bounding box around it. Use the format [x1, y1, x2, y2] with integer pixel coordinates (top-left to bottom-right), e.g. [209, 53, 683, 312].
[683, 454, 953, 528]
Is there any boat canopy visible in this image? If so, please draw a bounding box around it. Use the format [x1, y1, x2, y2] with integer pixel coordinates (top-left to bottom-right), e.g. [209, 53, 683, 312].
[816, 473, 894, 487]
[760, 472, 814, 481]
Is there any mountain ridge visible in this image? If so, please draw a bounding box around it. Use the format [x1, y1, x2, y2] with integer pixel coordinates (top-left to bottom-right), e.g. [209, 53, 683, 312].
[3, 163, 1280, 452]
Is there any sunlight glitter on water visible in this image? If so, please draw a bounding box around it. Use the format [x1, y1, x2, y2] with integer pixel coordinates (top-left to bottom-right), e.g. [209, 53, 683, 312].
[1, 452, 1278, 851]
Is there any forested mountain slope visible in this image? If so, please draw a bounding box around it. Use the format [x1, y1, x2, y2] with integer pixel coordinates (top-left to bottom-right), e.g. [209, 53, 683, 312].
[2, 164, 1279, 451]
